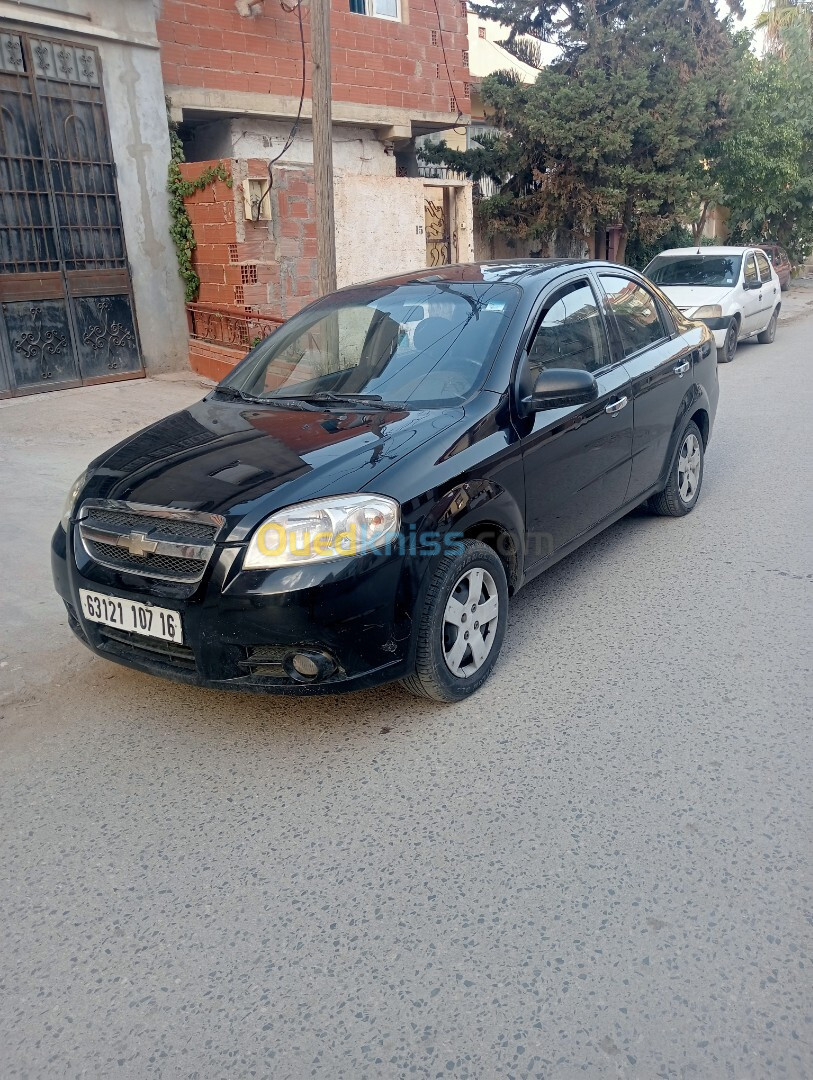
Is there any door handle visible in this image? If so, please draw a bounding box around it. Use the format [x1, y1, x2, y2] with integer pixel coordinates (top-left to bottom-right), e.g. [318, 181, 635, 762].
[674, 360, 690, 377]
[605, 396, 628, 415]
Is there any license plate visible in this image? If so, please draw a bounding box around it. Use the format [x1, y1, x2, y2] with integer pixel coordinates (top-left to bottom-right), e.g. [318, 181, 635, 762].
[79, 589, 184, 644]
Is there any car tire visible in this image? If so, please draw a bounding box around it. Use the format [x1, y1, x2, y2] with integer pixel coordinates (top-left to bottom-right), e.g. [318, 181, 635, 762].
[719, 318, 739, 363]
[649, 420, 704, 518]
[401, 538, 508, 702]
[757, 307, 779, 344]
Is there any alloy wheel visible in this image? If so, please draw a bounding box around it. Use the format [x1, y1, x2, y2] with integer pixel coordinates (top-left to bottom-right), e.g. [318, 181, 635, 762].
[442, 567, 500, 678]
[678, 432, 702, 504]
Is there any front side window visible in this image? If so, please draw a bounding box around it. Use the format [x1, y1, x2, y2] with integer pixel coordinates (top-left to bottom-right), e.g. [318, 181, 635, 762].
[349, 0, 399, 19]
[527, 279, 609, 375]
[755, 251, 772, 283]
[600, 275, 666, 357]
[744, 254, 759, 288]
[222, 281, 520, 408]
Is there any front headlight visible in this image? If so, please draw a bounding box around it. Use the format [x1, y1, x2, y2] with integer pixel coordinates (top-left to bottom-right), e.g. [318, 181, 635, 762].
[243, 494, 401, 570]
[691, 305, 723, 319]
[61, 468, 89, 530]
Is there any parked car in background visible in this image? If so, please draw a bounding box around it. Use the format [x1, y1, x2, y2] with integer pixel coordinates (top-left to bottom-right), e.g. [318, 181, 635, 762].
[644, 246, 781, 363]
[758, 243, 792, 292]
[53, 261, 718, 702]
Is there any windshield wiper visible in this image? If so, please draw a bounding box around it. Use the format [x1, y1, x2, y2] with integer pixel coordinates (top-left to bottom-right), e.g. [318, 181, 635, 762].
[214, 386, 322, 411]
[293, 392, 407, 410]
[214, 384, 258, 402]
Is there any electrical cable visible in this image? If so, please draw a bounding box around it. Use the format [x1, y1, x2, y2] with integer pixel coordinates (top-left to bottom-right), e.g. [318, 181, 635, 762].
[255, 0, 307, 219]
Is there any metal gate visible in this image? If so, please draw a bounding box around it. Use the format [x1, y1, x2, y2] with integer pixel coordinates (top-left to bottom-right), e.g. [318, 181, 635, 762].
[424, 187, 452, 268]
[0, 30, 143, 397]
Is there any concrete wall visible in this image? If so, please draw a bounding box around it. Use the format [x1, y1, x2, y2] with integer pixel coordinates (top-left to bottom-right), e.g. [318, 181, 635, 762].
[184, 118, 395, 177]
[335, 175, 427, 288]
[0, 0, 189, 374]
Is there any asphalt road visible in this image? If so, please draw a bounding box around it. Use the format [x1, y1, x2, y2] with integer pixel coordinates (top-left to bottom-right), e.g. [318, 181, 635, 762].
[1, 307, 811, 1079]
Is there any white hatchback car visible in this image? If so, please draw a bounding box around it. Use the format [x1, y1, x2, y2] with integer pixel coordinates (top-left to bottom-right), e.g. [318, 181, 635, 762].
[644, 246, 781, 363]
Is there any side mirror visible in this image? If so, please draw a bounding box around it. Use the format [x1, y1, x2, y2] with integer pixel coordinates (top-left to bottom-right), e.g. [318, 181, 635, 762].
[523, 368, 599, 412]
[745, 278, 761, 290]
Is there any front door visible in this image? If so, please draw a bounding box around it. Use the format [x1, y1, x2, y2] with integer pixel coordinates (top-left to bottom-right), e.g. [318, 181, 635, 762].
[753, 249, 779, 330]
[0, 30, 143, 397]
[520, 275, 633, 565]
[740, 252, 765, 337]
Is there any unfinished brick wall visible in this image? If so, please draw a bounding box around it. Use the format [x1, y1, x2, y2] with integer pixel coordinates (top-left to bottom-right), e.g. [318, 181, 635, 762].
[158, 0, 469, 120]
[180, 158, 319, 379]
[180, 158, 317, 317]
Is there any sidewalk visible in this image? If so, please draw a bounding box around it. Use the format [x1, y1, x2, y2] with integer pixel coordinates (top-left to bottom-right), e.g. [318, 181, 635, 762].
[779, 274, 813, 323]
[0, 374, 211, 706]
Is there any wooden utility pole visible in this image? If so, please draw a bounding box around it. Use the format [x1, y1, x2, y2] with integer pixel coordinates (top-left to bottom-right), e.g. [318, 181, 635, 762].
[311, 0, 337, 296]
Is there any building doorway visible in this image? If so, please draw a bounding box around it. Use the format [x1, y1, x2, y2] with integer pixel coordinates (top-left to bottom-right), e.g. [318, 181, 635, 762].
[0, 30, 143, 397]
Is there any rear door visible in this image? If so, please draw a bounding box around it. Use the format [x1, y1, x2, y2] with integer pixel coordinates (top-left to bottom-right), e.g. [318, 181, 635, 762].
[519, 274, 633, 564]
[596, 272, 691, 500]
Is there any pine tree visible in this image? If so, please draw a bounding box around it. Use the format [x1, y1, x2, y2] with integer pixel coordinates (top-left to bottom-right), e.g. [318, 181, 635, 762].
[425, 0, 744, 261]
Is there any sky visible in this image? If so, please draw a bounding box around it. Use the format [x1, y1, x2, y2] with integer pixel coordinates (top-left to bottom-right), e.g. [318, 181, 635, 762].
[734, 0, 768, 49]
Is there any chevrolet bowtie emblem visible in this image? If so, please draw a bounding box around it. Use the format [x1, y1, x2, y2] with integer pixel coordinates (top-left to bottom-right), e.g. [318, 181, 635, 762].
[117, 530, 159, 557]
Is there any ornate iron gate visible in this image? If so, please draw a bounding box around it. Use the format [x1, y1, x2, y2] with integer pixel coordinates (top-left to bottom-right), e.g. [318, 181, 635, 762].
[0, 30, 143, 397]
[424, 187, 452, 268]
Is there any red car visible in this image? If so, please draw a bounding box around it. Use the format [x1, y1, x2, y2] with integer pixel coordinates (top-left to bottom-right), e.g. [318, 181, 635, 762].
[759, 244, 792, 291]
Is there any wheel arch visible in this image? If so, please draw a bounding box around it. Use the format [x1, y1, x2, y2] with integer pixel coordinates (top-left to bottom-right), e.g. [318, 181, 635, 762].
[462, 520, 521, 595]
[417, 479, 526, 596]
[689, 407, 710, 448]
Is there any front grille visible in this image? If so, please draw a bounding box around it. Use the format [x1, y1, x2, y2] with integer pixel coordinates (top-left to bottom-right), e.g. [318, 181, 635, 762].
[77, 500, 224, 584]
[85, 540, 207, 581]
[87, 508, 217, 543]
[98, 626, 197, 670]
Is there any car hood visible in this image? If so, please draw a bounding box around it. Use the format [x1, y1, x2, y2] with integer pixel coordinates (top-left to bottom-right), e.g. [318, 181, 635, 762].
[657, 284, 733, 311]
[83, 395, 463, 539]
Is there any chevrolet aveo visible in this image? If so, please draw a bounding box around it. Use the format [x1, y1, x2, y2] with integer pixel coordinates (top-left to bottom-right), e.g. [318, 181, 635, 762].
[53, 261, 718, 702]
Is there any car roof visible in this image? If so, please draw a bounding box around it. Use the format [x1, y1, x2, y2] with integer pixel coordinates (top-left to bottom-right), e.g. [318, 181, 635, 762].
[654, 246, 755, 257]
[337, 259, 624, 292]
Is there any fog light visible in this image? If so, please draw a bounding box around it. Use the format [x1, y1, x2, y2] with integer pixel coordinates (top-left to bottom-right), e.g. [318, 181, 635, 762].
[292, 653, 320, 678]
[283, 650, 337, 682]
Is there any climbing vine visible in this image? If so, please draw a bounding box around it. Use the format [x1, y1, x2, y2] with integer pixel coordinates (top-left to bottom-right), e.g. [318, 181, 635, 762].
[166, 102, 232, 303]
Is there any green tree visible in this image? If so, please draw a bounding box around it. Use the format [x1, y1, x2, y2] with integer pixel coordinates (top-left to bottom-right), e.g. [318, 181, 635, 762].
[424, 0, 743, 262]
[715, 23, 813, 263]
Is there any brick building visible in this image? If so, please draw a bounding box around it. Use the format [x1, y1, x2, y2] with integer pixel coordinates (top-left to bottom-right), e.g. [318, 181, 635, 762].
[157, 0, 475, 379]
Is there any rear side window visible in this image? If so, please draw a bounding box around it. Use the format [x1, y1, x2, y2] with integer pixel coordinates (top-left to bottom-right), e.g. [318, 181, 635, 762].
[744, 255, 759, 287]
[600, 275, 666, 356]
[755, 251, 772, 283]
[527, 279, 610, 375]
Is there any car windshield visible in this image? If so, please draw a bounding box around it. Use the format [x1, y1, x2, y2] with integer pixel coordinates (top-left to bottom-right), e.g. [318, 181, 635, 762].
[645, 254, 742, 288]
[219, 281, 521, 408]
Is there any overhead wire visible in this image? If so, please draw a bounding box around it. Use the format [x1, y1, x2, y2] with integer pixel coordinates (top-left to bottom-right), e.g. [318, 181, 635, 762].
[255, 0, 307, 219]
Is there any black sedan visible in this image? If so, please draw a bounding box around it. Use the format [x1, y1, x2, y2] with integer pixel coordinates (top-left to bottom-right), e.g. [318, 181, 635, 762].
[53, 261, 718, 701]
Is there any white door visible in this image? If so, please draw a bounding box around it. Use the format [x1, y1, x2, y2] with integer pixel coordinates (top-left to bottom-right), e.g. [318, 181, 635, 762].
[740, 252, 764, 337]
[754, 250, 779, 331]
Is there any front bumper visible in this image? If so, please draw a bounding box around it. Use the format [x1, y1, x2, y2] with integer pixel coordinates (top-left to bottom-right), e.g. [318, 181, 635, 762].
[52, 525, 416, 695]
